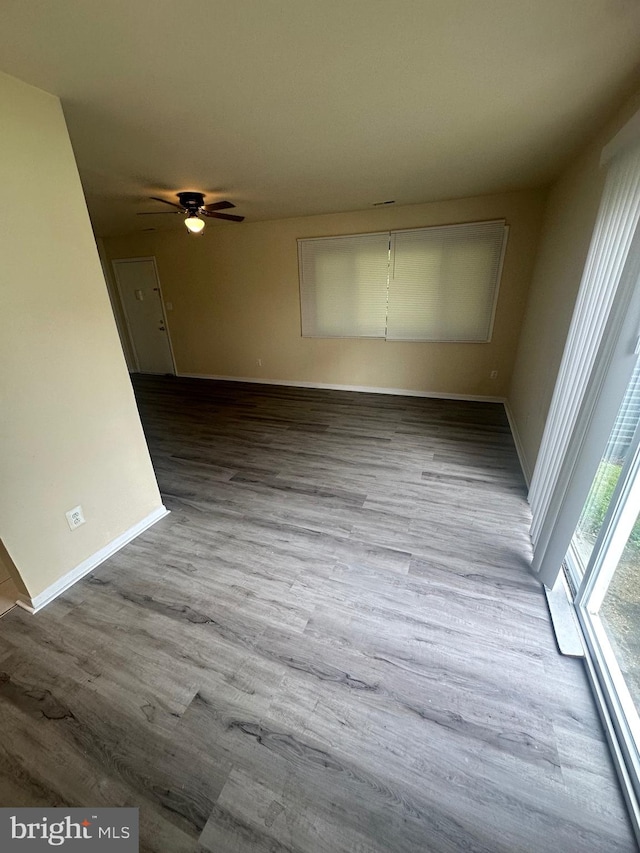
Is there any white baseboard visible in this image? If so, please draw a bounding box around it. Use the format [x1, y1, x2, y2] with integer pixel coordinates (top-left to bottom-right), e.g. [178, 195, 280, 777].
[177, 372, 506, 404]
[504, 400, 532, 487]
[16, 505, 169, 614]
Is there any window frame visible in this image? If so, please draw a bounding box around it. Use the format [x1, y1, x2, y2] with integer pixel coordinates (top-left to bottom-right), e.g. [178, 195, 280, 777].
[297, 219, 509, 343]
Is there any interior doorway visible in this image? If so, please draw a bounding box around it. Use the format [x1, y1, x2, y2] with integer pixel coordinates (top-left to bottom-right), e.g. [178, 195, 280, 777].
[112, 257, 175, 375]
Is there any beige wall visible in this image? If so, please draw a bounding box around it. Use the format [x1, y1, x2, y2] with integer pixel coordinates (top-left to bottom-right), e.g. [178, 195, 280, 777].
[96, 237, 137, 371]
[0, 72, 163, 602]
[104, 189, 546, 399]
[0, 548, 11, 585]
[0, 540, 27, 596]
[509, 87, 640, 481]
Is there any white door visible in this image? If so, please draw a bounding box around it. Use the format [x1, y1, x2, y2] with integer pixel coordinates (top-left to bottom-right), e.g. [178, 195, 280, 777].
[112, 258, 175, 374]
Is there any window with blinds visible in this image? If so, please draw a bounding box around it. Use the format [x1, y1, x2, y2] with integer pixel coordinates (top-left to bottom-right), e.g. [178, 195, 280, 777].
[298, 220, 508, 341]
[298, 232, 390, 338]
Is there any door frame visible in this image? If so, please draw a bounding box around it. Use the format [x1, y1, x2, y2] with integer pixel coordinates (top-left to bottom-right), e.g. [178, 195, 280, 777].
[555, 241, 640, 840]
[572, 420, 640, 831]
[112, 256, 177, 375]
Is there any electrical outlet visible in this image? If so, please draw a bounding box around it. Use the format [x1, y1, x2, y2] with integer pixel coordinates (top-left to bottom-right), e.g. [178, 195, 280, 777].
[490, 370, 498, 380]
[65, 505, 85, 531]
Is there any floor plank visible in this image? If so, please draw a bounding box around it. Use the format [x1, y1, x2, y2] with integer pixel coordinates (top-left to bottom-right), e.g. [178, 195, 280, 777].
[0, 375, 635, 852]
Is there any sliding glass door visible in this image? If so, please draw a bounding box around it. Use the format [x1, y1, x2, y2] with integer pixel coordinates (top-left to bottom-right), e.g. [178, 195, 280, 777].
[530, 129, 640, 840]
[566, 364, 640, 818]
[574, 431, 640, 806]
[566, 366, 640, 587]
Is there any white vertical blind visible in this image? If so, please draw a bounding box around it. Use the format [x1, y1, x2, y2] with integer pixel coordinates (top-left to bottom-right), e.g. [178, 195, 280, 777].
[298, 232, 390, 338]
[533, 228, 640, 587]
[529, 143, 640, 584]
[387, 221, 507, 341]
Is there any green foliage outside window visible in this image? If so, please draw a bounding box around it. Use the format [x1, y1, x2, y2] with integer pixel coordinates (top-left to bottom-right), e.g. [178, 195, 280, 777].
[581, 461, 640, 558]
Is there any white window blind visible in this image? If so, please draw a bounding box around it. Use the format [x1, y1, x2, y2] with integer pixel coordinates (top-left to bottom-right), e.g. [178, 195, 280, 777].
[387, 221, 507, 341]
[298, 232, 390, 338]
[298, 220, 507, 341]
[529, 143, 640, 588]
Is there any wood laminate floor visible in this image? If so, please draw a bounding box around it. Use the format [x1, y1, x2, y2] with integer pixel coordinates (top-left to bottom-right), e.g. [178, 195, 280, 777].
[0, 375, 636, 852]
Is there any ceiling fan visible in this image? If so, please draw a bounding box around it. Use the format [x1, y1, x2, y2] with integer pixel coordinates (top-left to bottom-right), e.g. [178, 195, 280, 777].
[138, 191, 244, 234]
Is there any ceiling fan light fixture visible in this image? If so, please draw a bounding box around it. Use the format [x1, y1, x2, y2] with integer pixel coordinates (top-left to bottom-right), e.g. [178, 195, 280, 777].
[184, 214, 205, 234]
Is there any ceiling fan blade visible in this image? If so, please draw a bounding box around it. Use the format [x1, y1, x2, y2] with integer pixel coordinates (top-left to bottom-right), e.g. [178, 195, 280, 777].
[137, 211, 182, 215]
[203, 200, 235, 211]
[202, 211, 245, 222]
[149, 195, 184, 210]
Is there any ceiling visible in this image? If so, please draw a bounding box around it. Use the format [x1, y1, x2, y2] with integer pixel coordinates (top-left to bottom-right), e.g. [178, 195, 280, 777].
[2, 0, 640, 237]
